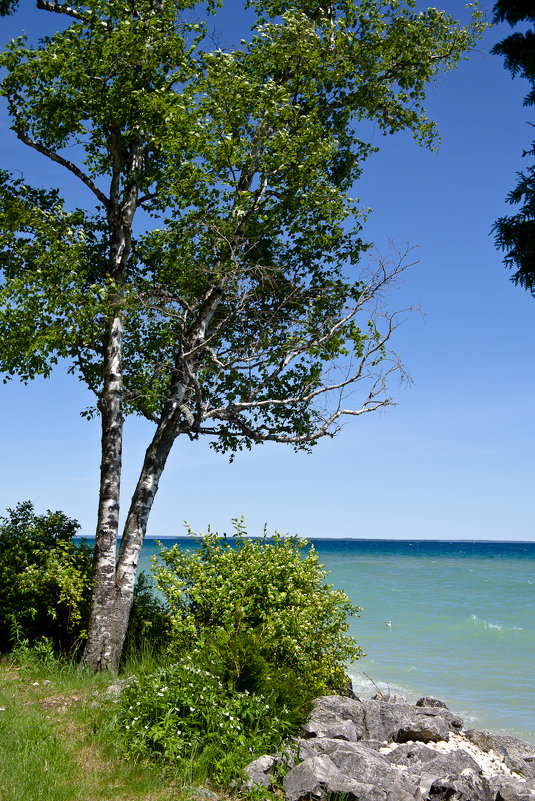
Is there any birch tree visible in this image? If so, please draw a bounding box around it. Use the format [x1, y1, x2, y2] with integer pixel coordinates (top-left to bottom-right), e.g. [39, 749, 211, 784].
[0, 0, 484, 670]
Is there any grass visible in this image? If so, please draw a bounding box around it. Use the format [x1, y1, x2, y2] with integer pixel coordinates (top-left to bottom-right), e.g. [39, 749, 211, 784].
[0, 651, 222, 801]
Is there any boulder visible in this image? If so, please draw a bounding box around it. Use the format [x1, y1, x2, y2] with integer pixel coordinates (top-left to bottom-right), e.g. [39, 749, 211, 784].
[243, 755, 277, 789]
[393, 714, 451, 744]
[304, 696, 459, 746]
[416, 697, 449, 709]
[427, 770, 495, 801]
[465, 731, 535, 781]
[491, 778, 535, 801]
[245, 692, 535, 801]
[282, 754, 419, 801]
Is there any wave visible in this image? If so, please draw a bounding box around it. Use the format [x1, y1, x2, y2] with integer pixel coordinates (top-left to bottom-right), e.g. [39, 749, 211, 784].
[469, 614, 523, 632]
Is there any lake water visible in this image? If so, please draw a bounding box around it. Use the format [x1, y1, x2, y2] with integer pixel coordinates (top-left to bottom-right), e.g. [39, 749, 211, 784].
[136, 537, 535, 745]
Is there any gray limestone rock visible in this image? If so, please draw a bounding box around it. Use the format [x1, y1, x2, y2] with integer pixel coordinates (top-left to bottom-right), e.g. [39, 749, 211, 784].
[245, 693, 535, 801]
[283, 754, 419, 801]
[303, 696, 459, 746]
[416, 697, 449, 709]
[243, 755, 277, 789]
[492, 777, 535, 801]
[283, 755, 364, 801]
[427, 770, 495, 801]
[302, 696, 365, 741]
[386, 742, 441, 767]
[465, 730, 535, 780]
[393, 714, 451, 744]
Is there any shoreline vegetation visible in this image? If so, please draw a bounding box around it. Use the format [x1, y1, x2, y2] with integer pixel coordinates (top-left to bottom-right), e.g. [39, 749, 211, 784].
[2, 507, 534, 800]
[2, 653, 535, 801]
[0, 652, 211, 801]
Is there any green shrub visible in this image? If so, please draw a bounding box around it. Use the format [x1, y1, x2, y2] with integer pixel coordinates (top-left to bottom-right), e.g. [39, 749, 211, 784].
[152, 522, 363, 704]
[115, 657, 294, 784]
[123, 571, 172, 661]
[0, 501, 93, 653]
[116, 524, 363, 784]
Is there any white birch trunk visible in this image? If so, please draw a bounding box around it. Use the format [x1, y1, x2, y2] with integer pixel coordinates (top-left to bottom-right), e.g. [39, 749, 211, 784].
[81, 312, 125, 671]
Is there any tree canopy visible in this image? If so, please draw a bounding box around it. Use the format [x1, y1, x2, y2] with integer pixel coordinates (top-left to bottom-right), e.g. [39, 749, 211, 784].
[0, 0, 484, 669]
[492, 0, 535, 296]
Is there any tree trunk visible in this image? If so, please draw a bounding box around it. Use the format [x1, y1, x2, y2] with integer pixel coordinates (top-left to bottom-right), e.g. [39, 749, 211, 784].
[81, 313, 125, 671]
[82, 267, 221, 669]
[83, 413, 179, 670]
[81, 142, 143, 670]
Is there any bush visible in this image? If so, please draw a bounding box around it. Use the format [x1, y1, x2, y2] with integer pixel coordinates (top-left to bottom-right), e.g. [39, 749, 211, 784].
[122, 571, 172, 661]
[116, 657, 294, 784]
[0, 501, 93, 653]
[115, 524, 363, 784]
[152, 522, 363, 710]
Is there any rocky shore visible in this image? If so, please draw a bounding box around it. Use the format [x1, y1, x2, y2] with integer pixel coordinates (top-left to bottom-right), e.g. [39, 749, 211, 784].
[244, 692, 535, 801]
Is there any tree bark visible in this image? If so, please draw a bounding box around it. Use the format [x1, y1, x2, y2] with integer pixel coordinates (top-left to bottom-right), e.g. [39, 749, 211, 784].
[82, 266, 224, 670]
[104, 418, 180, 663]
[81, 313, 125, 671]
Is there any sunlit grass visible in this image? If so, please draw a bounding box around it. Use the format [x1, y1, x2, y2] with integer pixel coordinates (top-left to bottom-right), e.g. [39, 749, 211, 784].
[0, 654, 196, 801]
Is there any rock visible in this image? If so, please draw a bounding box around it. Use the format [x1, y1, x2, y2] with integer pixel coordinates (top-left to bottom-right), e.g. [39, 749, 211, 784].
[283, 755, 360, 801]
[416, 697, 449, 709]
[302, 696, 365, 741]
[413, 705, 464, 730]
[387, 743, 480, 773]
[465, 730, 535, 780]
[104, 675, 136, 701]
[244, 755, 277, 789]
[386, 742, 443, 767]
[394, 714, 451, 744]
[428, 770, 495, 801]
[283, 754, 418, 801]
[304, 696, 460, 746]
[492, 778, 535, 801]
[312, 742, 393, 784]
[245, 692, 535, 801]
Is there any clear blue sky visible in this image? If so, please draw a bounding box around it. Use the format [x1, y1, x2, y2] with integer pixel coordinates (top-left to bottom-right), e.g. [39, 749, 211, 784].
[1, 1, 534, 541]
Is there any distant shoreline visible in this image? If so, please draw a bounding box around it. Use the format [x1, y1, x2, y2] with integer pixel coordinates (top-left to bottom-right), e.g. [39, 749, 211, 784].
[74, 535, 535, 544]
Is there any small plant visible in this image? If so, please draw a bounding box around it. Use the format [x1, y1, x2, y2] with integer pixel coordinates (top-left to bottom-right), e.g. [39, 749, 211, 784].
[10, 630, 60, 673]
[115, 656, 293, 784]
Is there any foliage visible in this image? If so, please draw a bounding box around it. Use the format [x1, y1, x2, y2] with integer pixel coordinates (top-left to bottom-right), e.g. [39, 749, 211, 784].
[115, 656, 294, 784]
[116, 529, 362, 783]
[492, 1, 535, 296]
[0, 501, 93, 653]
[123, 572, 173, 661]
[0, 0, 485, 669]
[0, 0, 486, 443]
[153, 524, 363, 702]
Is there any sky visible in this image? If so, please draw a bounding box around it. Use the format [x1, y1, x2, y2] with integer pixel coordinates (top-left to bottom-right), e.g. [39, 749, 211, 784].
[0, 1, 534, 542]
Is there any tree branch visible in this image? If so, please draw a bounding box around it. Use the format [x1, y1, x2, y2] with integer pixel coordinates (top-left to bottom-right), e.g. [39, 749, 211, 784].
[36, 0, 112, 30]
[7, 96, 110, 209]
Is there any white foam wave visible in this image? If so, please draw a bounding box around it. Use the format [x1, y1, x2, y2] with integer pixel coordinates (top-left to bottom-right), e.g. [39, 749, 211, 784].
[470, 614, 523, 632]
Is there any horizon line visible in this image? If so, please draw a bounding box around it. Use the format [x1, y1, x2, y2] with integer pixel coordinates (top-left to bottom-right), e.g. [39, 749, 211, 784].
[74, 535, 535, 544]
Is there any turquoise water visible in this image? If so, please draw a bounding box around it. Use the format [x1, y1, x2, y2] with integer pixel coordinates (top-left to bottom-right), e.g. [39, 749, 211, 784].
[137, 538, 535, 745]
